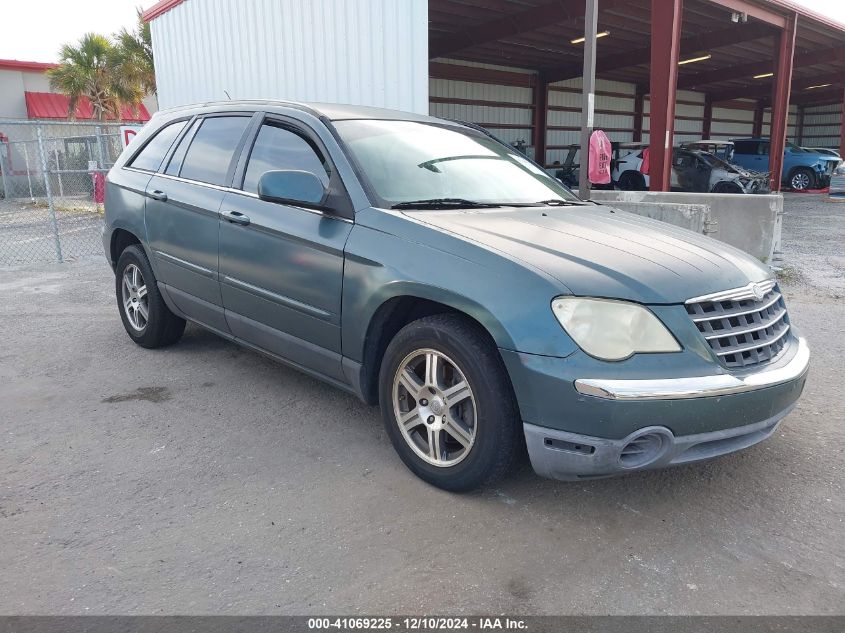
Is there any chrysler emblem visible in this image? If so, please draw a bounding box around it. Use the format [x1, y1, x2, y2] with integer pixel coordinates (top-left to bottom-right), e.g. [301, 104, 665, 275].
[752, 283, 765, 301]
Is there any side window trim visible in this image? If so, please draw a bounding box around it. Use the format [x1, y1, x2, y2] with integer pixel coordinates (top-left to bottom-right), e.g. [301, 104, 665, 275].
[170, 112, 255, 188]
[125, 116, 191, 172]
[163, 116, 200, 176]
[232, 114, 332, 192]
[232, 112, 354, 219]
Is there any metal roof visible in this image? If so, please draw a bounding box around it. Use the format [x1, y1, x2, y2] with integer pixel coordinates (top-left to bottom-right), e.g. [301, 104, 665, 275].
[24, 92, 151, 122]
[429, 0, 845, 106]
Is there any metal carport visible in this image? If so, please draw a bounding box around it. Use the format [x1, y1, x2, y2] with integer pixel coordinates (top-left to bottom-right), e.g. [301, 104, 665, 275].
[427, 0, 845, 192]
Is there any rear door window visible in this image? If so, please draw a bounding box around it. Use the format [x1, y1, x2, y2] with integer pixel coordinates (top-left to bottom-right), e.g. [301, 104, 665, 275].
[241, 123, 330, 194]
[732, 141, 756, 155]
[128, 119, 188, 172]
[179, 116, 251, 186]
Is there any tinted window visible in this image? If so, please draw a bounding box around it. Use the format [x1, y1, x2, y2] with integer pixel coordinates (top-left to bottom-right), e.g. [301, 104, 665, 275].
[242, 123, 330, 193]
[165, 119, 199, 176]
[732, 141, 756, 155]
[180, 116, 250, 186]
[128, 120, 187, 171]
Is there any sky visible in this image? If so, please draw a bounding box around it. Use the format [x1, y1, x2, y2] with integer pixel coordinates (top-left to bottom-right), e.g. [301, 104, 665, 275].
[1, 0, 844, 64]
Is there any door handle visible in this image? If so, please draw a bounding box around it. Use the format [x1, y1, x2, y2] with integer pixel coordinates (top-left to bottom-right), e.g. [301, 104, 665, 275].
[223, 210, 251, 226]
[148, 190, 168, 202]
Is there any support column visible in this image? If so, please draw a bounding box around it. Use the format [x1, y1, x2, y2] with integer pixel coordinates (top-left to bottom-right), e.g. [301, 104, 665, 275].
[533, 72, 548, 167]
[769, 14, 797, 192]
[753, 100, 765, 137]
[796, 105, 805, 146]
[633, 85, 646, 142]
[839, 88, 845, 157]
[703, 94, 713, 140]
[578, 0, 599, 199]
[648, 0, 683, 192]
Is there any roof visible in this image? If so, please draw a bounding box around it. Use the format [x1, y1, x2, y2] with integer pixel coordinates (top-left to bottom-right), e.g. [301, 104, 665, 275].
[24, 92, 151, 122]
[157, 99, 443, 123]
[0, 59, 58, 72]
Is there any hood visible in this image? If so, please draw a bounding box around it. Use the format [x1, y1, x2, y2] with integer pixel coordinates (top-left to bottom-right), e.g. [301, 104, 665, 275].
[408, 205, 772, 304]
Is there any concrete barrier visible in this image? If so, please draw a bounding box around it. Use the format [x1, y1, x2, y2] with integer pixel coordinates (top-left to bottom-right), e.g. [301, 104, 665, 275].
[589, 190, 783, 263]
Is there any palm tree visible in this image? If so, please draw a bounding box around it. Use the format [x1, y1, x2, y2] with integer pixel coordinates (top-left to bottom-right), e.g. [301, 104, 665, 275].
[47, 33, 142, 121]
[115, 9, 156, 97]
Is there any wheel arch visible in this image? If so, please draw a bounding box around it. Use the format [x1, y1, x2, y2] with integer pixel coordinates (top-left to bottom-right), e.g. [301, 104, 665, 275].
[110, 228, 142, 265]
[354, 288, 512, 406]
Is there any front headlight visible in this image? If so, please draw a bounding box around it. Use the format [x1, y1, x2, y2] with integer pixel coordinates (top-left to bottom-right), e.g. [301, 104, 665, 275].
[551, 297, 681, 361]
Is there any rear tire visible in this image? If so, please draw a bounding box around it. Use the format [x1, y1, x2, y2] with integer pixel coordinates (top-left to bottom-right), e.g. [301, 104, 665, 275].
[115, 245, 185, 348]
[617, 170, 646, 191]
[378, 314, 522, 492]
[788, 167, 815, 191]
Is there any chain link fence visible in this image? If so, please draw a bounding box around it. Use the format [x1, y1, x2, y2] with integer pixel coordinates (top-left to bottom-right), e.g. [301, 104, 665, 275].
[0, 119, 135, 265]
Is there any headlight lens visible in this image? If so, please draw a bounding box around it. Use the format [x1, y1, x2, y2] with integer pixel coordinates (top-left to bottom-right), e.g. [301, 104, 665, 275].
[551, 297, 681, 361]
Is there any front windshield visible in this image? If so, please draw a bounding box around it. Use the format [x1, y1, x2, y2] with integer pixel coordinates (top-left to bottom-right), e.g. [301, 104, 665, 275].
[334, 119, 580, 208]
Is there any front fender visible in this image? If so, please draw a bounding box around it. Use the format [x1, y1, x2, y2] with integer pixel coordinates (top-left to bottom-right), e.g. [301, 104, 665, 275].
[341, 216, 579, 362]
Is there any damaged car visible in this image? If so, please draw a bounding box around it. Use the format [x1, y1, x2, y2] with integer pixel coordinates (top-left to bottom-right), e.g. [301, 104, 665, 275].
[613, 144, 769, 194]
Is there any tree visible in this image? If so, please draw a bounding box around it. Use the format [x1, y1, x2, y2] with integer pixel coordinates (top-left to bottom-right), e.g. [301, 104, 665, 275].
[115, 8, 156, 97]
[47, 33, 143, 121]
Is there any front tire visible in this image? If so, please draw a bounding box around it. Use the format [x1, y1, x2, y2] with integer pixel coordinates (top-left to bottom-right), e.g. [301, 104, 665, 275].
[115, 244, 185, 348]
[378, 314, 522, 491]
[789, 167, 815, 191]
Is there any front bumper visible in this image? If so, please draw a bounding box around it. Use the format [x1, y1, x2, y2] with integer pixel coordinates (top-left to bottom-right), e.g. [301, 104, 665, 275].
[512, 336, 809, 481]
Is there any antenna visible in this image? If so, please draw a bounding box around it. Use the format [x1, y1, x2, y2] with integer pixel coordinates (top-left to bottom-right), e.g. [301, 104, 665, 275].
[223, 90, 232, 100]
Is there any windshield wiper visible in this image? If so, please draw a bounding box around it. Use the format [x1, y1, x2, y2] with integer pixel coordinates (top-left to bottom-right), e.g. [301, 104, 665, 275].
[390, 198, 503, 209]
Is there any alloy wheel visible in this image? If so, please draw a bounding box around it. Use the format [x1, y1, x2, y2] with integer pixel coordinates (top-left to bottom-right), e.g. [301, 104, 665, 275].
[121, 263, 149, 331]
[392, 348, 477, 467]
[791, 172, 811, 190]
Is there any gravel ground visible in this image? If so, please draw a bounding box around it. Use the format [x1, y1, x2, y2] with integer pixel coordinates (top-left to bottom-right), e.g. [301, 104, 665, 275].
[780, 178, 845, 297]
[0, 196, 843, 615]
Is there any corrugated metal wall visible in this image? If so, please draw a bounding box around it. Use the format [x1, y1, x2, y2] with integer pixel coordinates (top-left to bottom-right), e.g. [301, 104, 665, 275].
[151, 0, 429, 113]
[431, 59, 808, 167]
[429, 60, 534, 147]
[800, 102, 843, 148]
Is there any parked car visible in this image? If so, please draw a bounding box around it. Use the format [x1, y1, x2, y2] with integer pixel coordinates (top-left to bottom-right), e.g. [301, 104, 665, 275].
[731, 138, 839, 191]
[104, 102, 809, 490]
[613, 144, 769, 193]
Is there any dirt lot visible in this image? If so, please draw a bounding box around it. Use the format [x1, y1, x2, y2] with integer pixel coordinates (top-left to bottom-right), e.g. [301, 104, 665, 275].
[0, 194, 843, 615]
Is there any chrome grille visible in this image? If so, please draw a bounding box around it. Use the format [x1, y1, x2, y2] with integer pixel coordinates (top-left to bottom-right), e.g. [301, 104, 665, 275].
[685, 280, 791, 369]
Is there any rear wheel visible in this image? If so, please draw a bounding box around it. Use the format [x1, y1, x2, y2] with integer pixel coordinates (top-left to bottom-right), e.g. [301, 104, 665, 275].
[789, 167, 815, 191]
[379, 314, 522, 491]
[712, 181, 744, 194]
[115, 245, 185, 348]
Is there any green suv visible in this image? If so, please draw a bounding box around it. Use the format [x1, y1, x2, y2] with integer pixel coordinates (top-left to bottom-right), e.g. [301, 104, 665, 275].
[103, 101, 809, 491]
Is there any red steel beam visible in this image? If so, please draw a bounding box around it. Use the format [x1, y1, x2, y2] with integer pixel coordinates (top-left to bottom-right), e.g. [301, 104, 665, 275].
[769, 12, 797, 192]
[678, 44, 845, 90]
[702, 0, 788, 28]
[428, 61, 537, 88]
[545, 22, 773, 84]
[649, 0, 684, 192]
[429, 0, 628, 60]
[710, 70, 845, 103]
[533, 72, 549, 166]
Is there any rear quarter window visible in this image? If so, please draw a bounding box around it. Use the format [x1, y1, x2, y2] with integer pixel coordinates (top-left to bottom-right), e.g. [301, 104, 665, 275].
[127, 120, 188, 172]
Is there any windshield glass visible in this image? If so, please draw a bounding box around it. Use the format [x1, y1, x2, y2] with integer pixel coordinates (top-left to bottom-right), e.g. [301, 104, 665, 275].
[698, 152, 738, 172]
[334, 119, 580, 208]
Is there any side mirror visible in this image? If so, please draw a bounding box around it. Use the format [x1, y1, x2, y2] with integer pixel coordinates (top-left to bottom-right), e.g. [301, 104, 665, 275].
[257, 170, 328, 210]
